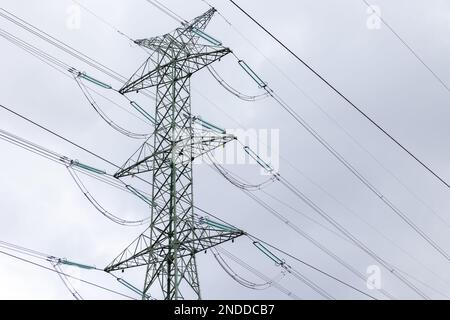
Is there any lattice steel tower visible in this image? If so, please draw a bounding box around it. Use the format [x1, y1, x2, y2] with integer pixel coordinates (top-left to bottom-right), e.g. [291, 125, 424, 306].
[104, 9, 244, 300]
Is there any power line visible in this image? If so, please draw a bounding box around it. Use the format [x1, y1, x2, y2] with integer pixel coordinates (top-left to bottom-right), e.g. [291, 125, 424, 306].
[0, 110, 442, 300]
[144, 0, 186, 24]
[207, 155, 447, 299]
[0, 101, 160, 198]
[0, 121, 320, 298]
[0, 8, 156, 100]
[0, 111, 408, 298]
[361, 0, 450, 92]
[71, 0, 137, 45]
[187, 1, 450, 263]
[193, 1, 450, 239]
[276, 176, 429, 299]
[209, 50, 450, 265]
[207, 137, 450, 295]
[213, 247, 299, 299]
[195, 85, 450, 273]
[0, 125, 151, 226]
[0, 239, 153, 299]
[262, 89, 450, 262]
[136, 1, 449, 297]
[0, 2, 442, 298]
[218, 244, 335, 300]
[244, 236, 378, 301]
[67, 166, 150, 226]
[207, 65, 270, 102]
[212, 247, 286, 291]
[227, 0, 450, 191]
[0, 103, 119, 169]
[52, 262, 84, 300]
[0, 249, 136, 300]
[242, 235, 378, 300]
[0, 25, 154, 127]
[83, 0, 445, 266]
[0, 124, 152, 200]
[195, 207, 377, 300]
[216, 44, 450, 263]
[209, 136, 430, 297]
[240, 189, 392, 300]
[73, 76, 151, 139]
[0, 9, 123, 82]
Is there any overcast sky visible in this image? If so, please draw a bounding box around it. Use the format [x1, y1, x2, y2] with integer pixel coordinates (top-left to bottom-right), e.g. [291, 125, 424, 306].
[0, 0, 449, 300]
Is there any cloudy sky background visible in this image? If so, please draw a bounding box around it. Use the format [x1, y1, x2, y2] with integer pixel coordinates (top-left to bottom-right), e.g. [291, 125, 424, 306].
[0, 0, 449, 299]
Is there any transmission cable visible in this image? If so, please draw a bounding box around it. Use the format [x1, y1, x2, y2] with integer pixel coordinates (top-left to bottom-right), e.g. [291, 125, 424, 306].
[0, 241, 84, 299]
[215, 247, 299, 299]
[184, 1, 450, 260]
[0, 239, 152, 300]
[212, 247, 286, 291]
[67, 166, 150, 226]
[210, 139, 429, 298]
[196, 206, 377, 300]
[74, 76, 151, 139]
[0, 122, 380, 300]
[0, 112, 436, 298]
[198, 90, 450, 293]
[0, 5, 442, 298]
[0, 125, 151, 227]
[144, 0, 187, 24]
[207, 65, 270, 102]
[362, 0, 450, 92]
[0, 101, 426, 299]
[0, 29, 152, 127]
[226, 0, 450, 191]
[207, 154, 276, 191]
[244, 188, 394, 299]
[0, 249, 136, 300]
[206, 154, 394, 299]
[24, 0, 446, 262]
[210, 137, 450, 296]
[0, 103, 118, 168]
[71, 0, 138, 45]
[0, 120, 376, 300]
[51, 262, 84, 300]
[191, 14, 450, 238]
[0, 27, 154, 128]
[0, 9, 123, 83]
[228, 53, 450, 263]
[0, 8, 156, 100]
[0, 24, 152, 126]
[276, 175, 429, 299]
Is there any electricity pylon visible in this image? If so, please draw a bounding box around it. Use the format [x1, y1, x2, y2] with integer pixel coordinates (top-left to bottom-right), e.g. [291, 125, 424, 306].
[104, 8, 244, 300]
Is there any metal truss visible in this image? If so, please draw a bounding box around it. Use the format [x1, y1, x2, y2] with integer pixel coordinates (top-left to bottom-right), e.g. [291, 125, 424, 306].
[105, 8, 243, 300]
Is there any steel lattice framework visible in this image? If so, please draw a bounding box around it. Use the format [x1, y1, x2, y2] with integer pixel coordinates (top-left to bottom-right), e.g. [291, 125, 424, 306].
[104, 9, 244, 300]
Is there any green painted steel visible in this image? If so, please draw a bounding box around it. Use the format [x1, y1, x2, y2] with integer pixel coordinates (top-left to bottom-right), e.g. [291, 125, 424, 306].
[202, 217, 239, 233]
[126, 185, 156, 207]
[238, 60, 267, 88]
[79, 72, 113, 89]
[71, 160, 106, 175]
[194, 117, 226, 134]
[243, 146, 274, 173]
[192, 27, 222, 46]
[117, 278, 151, 299]
[59, 258, 96, 270]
